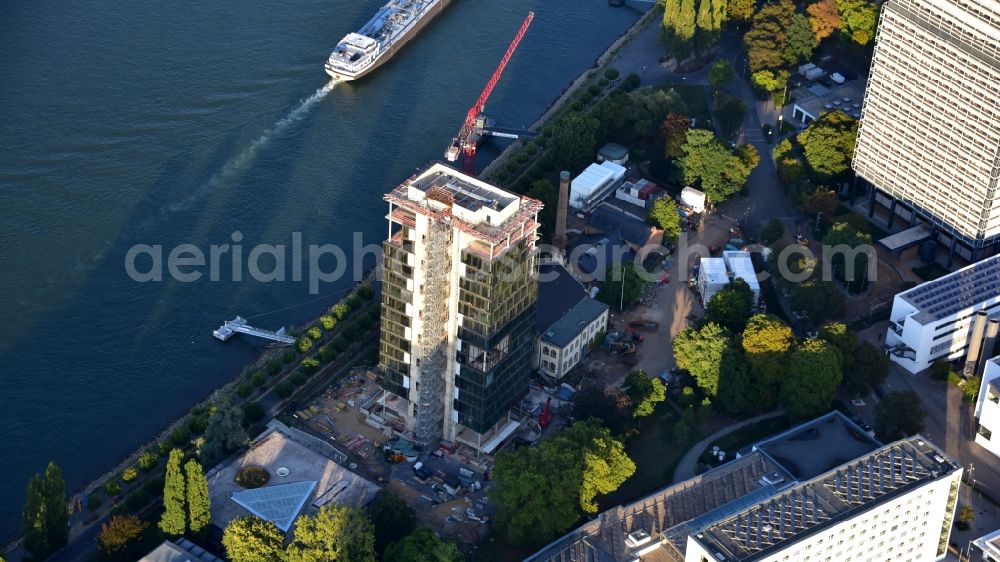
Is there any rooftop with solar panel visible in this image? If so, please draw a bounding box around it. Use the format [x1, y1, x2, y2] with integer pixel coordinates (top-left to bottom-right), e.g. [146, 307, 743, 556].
[897, 253, 1000, 325]
[525, 412, 960, 562]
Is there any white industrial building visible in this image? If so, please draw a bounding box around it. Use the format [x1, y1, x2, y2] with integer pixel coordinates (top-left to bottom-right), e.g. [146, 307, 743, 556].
[569, 161, 626, 211]
[975, 357, 1000, 459]
[697, 251, 761, 307]
[885, 254, 1000, 374]
[527, 411, 963, 562]
[974, 527, 1000, 562]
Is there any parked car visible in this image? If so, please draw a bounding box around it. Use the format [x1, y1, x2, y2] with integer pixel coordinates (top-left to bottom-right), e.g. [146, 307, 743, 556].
[659, 366, 680, 386]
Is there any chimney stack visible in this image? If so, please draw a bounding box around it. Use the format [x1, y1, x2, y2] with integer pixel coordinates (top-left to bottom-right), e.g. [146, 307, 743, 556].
[965, 311, 990, 377]
[553, 170, 570, 256]
[979, 317, 1000, 377]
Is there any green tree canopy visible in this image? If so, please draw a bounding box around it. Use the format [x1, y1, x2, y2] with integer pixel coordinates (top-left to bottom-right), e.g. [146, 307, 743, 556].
[160, 449, 187, 536]
[802, 187, 839, 219]
[713, 91, 747, 137]
[744, 0, 796, 72]
[673, 322, 731, 396]
[846, 342, 890, 397]
[759, 219, 785, 244]
[599, 263, 647, 311]
[383, 528, 463, 562]
[549, 112, 600, 172]
[526, 179, 558, 241]
[661, 112, 692, 159]
[624, 370, 667, 418]
[824, 222, 875, 293]
[185, 458, 211, 533]
[715, 348, 761, 414]
[706, 278, 756, 332]
[791, 279, 845, 323]
[200, 396, 249, 466]
[750, 69, 790, 94]
[222, 516, 287, 562]
[837, 0, 878, 45]
[728, 0, 756, 21]
[571, 382, 633, 435]
[493, 420, 634, 546]
[798, 111, 859, 179]
[627, 88, 688, 139]
[818, 322, 857, 369]
[648, 197, 682, 243]
[786, 13, 818, 63]
[286, 505, 375, 562]
[781, 338, 843, 420]
[366, 491, 416, 556]
[741, 314, 795, 386]
[875, 391, 926, 441]
[678, 129, 753, 202]
[22, 461, 70, 559]
[708, 60, 735, 89]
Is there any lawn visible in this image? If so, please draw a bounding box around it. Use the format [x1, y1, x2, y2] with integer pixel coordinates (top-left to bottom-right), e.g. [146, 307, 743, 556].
[667, 84, 712, 124]
[597, 404, 692, 511]
[698, 415, 791, 468]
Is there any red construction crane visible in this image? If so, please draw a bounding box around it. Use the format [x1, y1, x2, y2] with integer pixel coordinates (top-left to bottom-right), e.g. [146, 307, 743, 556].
[445, 11, 534, 175]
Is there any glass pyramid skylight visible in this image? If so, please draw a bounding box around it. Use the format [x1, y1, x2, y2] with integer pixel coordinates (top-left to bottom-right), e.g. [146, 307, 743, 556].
[230, 480, 317, 531]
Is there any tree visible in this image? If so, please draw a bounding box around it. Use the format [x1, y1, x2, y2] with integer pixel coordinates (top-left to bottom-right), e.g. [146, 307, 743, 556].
[744, 0, 795, 72]
[791, 279, 845, 322]
[697, 0, 713, 42]
[674, 0, 698, 57]
[383, 528, 463, 562]
[200, 396, 249, 465]
[492, 420, 634, 546]
[549, 112, 600, 172]
[786, 14, 818, 63]
[742, 314, 795, 386]
[286, 505, 375, 562]
[845, 341, 890, 396]
[824, 222, 875, 293]
[875, 391, 926, 441]
[678, 129, 752, 203]
[22, 474, 49, 559]
[571, 382, 633, 434]
[98, 515, 148, 553]
[223, 516, 287, 562]
[648, 197, 682, 243]
[737, 144, 760, 171]
[706, 278, 756, 332]
[599, 263, 647, 311]
[715, 349, 759, 414]
[818, 322, 858, 369]
[160, 449, 187, 536]
[759, 219, 785, 244]
[22, 461, 69, 559]
[807, 0, 841, 41]
[802, 187, 839, 219]
[837, 0, 878, 45]
[798, 111, 859, 179]
[728, 0, 755, 21]
[43, 462, 68, 551]
[781, 338, 843, 420]
[627, 88, 687, 139]
[708, 60, 735, 90]
[661, 112, 692, 159]
[624, 370, 666, 418]
[366, 491, 416, 556]
[664, 0, 681, 29]
[673, 322, 731, 396]
[526, 179, 557, 241]
[185, 459, 211, 533]
[750, 69, 789, 94]
[713, 92, 746, 137]
[711, 0, 728, 31]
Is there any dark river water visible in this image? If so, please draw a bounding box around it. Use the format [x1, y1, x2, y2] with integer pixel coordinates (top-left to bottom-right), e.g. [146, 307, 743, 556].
[0, 0, 641, 534]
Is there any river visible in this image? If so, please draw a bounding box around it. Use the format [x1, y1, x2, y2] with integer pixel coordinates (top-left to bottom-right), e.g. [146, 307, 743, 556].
[0, 0, 641, 535]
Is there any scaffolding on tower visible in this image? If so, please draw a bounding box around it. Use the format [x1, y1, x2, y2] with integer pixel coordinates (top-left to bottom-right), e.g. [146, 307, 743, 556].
[414, 216, 452, 447]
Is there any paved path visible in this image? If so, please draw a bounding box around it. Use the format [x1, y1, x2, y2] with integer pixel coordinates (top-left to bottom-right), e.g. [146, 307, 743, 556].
[672, 410, 785, 482]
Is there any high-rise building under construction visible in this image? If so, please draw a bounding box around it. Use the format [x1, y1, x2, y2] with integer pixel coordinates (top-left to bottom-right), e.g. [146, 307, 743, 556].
[378, 163, 541, 450]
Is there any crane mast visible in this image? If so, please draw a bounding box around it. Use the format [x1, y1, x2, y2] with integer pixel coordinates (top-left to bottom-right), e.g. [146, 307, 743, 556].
[445, 12, 534, 175]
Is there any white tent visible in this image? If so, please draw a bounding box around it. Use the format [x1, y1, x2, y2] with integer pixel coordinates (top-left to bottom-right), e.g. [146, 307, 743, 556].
[680, 187, 706, 213]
